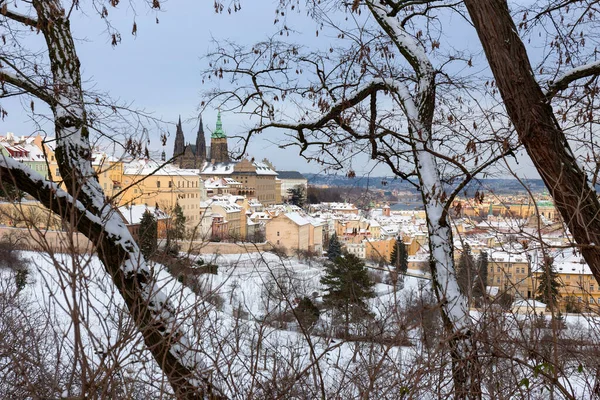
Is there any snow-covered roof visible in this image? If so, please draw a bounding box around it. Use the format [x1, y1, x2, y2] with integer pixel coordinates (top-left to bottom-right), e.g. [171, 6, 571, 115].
[0, 140, 46, 163]
[200, 161, 278, 176]
[118, 205, 169, 225]
[124, 159, 199, 176]
[547, 248, 592, 275]
[285, 212, 310, 226]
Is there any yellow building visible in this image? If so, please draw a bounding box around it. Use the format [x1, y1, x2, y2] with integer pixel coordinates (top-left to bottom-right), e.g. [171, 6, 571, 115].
[265, 212, 323, 255]
[92, 153, 124, 199]
[365, 238, 395, 263]
[120, 159, 203, 229]
[487, 250, 532, 299]
[207, 197, 244, 241]
[532, 250, 600, 311]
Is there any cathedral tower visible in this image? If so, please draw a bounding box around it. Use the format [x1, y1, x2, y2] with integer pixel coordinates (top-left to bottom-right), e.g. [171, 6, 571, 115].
[172, 116, 185, 161]
[210, 111, 229, 164]
[195, 114, 207, 165]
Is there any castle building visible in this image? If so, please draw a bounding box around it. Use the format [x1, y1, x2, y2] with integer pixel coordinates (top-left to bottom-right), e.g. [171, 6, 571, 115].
[172, 115, 207, 169]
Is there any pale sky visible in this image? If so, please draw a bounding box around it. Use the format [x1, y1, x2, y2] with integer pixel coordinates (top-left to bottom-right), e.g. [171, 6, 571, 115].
[1, 1, 540, 179]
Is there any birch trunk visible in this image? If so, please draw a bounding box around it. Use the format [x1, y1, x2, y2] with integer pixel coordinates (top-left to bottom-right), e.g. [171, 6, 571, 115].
[0, 1, 225, 398]
[366, 1, 481, 397]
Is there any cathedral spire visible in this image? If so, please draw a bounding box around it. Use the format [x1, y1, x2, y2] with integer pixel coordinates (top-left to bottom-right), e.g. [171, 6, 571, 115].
[195, 113, 207, 164]
[212, 110, 226, 139]
[172, 115, 185, 162]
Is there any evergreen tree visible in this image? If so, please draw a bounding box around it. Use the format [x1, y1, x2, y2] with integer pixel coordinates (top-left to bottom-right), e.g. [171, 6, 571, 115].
[139, 210, 158, 260]
[294, 296, 321, 331]
[288, 185, 306, 208]
[327, 233, 342, 261]
[320, 253, 375, 335]
[15, 267, 29, 293]
[390, 238, 408, 276]
[472, 251, 489, 299]
[536, 256, 561, 309]
[456, 243, 477, 303]
[172, 202, 186, 240]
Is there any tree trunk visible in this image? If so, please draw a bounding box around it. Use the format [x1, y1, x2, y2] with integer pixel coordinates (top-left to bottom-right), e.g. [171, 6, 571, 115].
[8, 1, 225, 398]
[464, 0, 600, 286]
[418, 158, 481, 400]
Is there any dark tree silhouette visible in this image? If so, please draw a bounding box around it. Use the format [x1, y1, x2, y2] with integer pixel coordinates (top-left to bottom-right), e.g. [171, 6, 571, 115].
[536, 257, 561, 310]
[472, 251, 489, 301]
[287, 185, 306, 208]
[390, 238, 408, 277]
[327, 233, 342, 262]
[139, 210, 158, 261]
[456, 244, 477, 304]
[320, 253, 375, 336]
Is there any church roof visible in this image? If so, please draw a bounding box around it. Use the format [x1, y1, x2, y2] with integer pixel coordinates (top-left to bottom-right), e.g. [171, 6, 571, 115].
[212, 111, 227, 139]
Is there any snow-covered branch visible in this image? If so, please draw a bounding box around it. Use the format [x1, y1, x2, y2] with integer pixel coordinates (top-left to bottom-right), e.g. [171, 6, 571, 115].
[0, 68, 55, 106]
[546, 60, 600, 99]
[0, 2, 39, 28]
[367, 0, 434, 83]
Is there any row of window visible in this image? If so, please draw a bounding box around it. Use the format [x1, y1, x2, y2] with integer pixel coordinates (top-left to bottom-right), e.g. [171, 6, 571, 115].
[157, 180, 200, 188]
[491, 265, 528, 274]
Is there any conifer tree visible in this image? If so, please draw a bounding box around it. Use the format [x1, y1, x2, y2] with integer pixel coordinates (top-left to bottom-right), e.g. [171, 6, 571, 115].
[536, 256, 561, 310]
[390, 238, 408, 277]
[472, 251, 489, 299]
[294, 296, 321, 331]
[287, 185, 306, 208]
[327, 233, 342, 261]
[172, 202, 186, 241]
[320, 253, 375, 335]
[139, 210, 158, 261]
[456, 243, 477, 303]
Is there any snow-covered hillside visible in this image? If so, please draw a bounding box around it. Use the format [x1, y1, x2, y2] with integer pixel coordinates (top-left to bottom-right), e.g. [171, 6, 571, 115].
[2, 250, 598, 399]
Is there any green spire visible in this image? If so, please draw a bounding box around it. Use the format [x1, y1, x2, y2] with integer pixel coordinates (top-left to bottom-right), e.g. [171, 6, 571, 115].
[212, 111, 226, 139]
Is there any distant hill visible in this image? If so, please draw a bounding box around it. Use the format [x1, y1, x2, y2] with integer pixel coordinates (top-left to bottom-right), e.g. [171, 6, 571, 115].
[305, 173, 550, 195]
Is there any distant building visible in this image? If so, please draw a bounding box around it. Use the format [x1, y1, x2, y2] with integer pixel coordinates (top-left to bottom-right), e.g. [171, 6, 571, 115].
[0, 133, 49, 179]
[200, 158, 280, 205]
[277, 171, 308, 199]
[265, 211, 323, 255]
[120, 159, 204, 228]
[172, 114, 207, 169]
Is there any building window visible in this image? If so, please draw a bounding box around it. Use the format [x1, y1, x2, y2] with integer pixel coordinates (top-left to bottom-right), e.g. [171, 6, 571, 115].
[55, 168, 60, 177]
[277, 231, 280, 236]
[157, 181, 161, 188]
[169, 181, 173, 188]
[591, 284, 595, 292]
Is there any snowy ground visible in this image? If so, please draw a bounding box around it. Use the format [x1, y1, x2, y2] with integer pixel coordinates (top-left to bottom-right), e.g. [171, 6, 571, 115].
[2, 251, 598, 398]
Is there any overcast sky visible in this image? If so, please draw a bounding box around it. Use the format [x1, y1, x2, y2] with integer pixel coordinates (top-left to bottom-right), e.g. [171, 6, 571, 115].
[1, 1, 539, 179]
